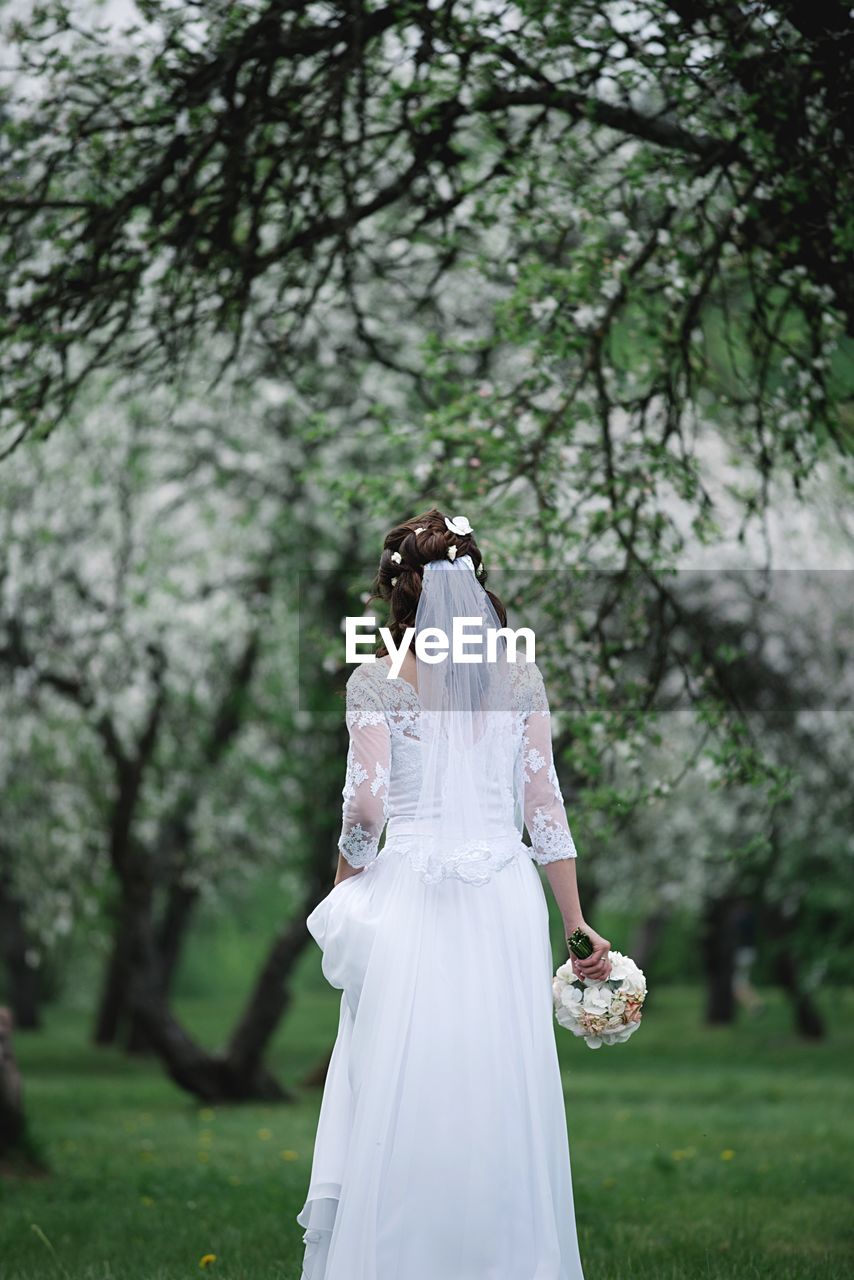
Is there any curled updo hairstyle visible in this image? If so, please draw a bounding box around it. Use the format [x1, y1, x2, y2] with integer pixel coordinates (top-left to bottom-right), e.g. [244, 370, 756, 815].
[369, 508, 507, 656]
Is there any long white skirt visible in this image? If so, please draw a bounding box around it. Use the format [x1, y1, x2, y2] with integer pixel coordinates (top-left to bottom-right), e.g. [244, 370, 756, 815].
[296, 839, 586, 1280]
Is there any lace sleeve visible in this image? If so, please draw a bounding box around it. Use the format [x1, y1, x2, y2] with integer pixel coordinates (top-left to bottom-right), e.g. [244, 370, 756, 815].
[338, 665, 391, 868]
[521, 663, 578, 865]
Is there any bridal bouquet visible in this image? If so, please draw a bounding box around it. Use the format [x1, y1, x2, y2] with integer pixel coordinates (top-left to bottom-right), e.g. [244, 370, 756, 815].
[553, 934, 647, 1049]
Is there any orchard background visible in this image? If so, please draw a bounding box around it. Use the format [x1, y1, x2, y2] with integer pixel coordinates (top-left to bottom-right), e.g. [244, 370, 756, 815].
[0, 3, 852, 1276]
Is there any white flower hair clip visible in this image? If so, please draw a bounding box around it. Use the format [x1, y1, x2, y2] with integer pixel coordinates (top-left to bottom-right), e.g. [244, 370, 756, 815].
[391, 577, 398, 587]
[447, 546, 457, 561]
[414, 527, 424, 534]
[444, 514, 473, 537]
[390, 551, 402, 564]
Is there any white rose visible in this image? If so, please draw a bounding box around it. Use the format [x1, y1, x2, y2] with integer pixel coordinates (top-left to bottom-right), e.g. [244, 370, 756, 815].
[606, 951, 631, 981]
[561, 986, 583, 1012]
[582, 985, 611, 1015]
[621, 973, 646, 998]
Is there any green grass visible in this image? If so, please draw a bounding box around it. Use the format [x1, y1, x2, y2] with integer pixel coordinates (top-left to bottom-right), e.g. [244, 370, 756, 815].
[1, 977, 852, 1280]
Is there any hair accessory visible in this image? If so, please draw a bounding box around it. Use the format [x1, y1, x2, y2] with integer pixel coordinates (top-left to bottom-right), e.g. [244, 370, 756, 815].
[447, 545, 458, 561]
[391, 551, 402, 564]
[476, 563, 484, 576]
[444, 514, 473, 536]
[391, 577, 398, 587]
[414, 527, 424, 534]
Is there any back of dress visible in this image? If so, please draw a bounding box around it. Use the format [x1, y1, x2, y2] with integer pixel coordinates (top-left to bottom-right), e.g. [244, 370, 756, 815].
[339, 652, 578, 884]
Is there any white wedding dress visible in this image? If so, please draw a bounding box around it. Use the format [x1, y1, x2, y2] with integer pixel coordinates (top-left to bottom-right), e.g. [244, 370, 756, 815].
[296, 654, 586, 1280]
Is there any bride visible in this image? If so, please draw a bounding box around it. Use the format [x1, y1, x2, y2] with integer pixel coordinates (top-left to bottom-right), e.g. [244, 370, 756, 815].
[296, 509, 612, 1280]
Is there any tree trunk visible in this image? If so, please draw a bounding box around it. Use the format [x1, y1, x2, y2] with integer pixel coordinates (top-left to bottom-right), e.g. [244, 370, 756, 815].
[0, 1007, 25, 1157]
[227, 861, 330, 1081]
[157, 882, 199, 993]
[772, 949, 825, 1039]
[761, 904, 827, 1040]
[629, 907, 670, 976]
[124, 854, 334, 1101]
[123, 617, 265, 1054]
[126, 882, 199, 1054]
[93, 895, 141, 1045]
[700, 895, 737, 1025]
[0, 880, 41, 1031]
[114, 704, 343, 1100]
[300, 1047, 334, 1089]
[128, 961, 289, 1102]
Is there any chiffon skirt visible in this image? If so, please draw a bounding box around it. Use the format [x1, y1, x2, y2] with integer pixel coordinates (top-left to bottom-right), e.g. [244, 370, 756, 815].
[296, 839, 586, 1280]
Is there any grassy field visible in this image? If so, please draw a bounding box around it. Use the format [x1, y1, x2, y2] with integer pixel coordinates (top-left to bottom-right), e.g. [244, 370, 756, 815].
[1, 960, 852, 1279]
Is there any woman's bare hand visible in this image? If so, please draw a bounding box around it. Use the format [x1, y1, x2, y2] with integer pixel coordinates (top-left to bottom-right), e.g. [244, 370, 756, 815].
[567, 921, 612, 982]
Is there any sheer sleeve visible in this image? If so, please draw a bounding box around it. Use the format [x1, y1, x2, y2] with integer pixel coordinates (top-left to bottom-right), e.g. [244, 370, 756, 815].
[338, 665, 391, 868]
[521, 663, 578, 864]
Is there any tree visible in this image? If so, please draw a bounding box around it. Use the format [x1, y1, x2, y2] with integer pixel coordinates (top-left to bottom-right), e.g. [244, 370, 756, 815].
[0, 366, 357, 1097]
[583, 568, 854, 1035]
[0, 0, 850, 473]
[1, 0, 852, 1089]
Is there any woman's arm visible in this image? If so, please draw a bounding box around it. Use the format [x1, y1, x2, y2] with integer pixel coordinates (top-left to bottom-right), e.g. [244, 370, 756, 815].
[522, 664, 611, 980]
[334, 850, 363, 885]
[542, 858, 611, 981]
[334, 667, 390, 887]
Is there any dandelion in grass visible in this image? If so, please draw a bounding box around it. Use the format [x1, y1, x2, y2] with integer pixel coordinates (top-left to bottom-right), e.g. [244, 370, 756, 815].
[720, 1149, 735, 1161]
[199, 1253, 217, 1268]
[280, 1149, 298, 1162]
[257, 1127, 272, 1141]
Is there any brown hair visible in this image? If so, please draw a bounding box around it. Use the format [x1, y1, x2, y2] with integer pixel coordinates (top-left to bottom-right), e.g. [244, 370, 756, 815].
[368, 508, 507, 656]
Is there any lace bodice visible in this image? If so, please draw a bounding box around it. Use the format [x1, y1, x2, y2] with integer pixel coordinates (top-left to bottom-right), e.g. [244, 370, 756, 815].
[338, 656, 578, 881]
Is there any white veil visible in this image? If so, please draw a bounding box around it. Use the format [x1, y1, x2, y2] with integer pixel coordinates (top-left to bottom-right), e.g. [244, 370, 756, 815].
[409, 553, 523, 884]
